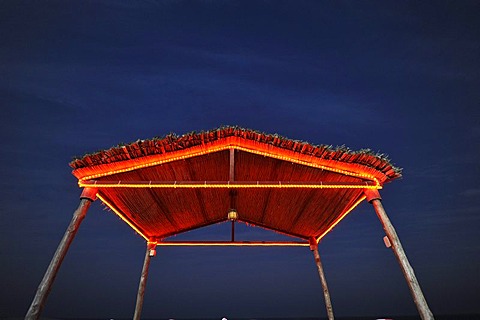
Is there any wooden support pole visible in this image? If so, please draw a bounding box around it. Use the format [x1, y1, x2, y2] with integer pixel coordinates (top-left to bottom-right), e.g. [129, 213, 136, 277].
[364, 189, 434, 320]
[133, 242, 156, 320]
[25, 188, 97, 320]
[309, 238, 334, 320]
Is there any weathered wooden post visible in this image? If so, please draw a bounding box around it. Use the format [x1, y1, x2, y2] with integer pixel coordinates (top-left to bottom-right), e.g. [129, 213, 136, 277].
[133, 241, 157, 320]
[309, 237, 334, 320]
[364, 189, 434, 320]
[25, 188, 98, 320]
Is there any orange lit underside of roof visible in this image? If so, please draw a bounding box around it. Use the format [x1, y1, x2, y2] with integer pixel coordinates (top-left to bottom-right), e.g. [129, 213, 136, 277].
[71, 130, 399, 245]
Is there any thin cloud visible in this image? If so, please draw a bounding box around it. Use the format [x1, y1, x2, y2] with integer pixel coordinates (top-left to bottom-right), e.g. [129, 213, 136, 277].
[460, 189, 480, 197]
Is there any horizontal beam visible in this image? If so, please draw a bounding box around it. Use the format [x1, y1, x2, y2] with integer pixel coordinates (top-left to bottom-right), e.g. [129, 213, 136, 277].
[155, 241, 310, 247]
[79, 180, 380, 189]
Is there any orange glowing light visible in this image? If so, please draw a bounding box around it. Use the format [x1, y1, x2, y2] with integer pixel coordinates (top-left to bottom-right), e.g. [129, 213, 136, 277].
[154, 241, 309, 247]
[78, 180, 381, 189]
[96, 193, 149, 241]
[315, 195, 367, 243]
[233, 145, 380, 183]
[73, 137, 385, 186]
[78, 145, 231, 181]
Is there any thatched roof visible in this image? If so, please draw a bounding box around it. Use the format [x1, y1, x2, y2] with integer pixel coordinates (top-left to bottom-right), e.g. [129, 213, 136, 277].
[70, 126, 401, 242]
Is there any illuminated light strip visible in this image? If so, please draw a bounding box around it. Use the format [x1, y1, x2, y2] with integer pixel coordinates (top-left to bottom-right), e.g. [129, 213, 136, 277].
[79, 180, 381, 189]
[233, 145, 380, 186]
[155, 241, 309, 247]
[76, 141, 381, 187]
[78, 145, 232, 181]
[96, 193, 149, 242]
[315, 195, 367, 243]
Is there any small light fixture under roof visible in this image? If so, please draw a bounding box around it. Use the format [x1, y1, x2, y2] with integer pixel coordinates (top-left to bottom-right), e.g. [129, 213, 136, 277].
[227, 209, 238, 221]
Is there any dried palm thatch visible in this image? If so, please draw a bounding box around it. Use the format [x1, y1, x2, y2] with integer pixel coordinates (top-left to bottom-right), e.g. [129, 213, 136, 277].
[70, 126, 401, 242]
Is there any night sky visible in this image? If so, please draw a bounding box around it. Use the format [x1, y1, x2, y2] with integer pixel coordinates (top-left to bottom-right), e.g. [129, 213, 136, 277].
[1, 1, 479, 319]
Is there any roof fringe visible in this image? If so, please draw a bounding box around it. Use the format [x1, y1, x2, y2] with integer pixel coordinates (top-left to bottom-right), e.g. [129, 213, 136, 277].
[70, 126, 402, 179]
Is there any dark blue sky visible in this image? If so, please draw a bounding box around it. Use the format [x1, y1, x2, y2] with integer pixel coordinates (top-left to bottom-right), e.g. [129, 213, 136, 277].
[1, 1, 479, 319]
